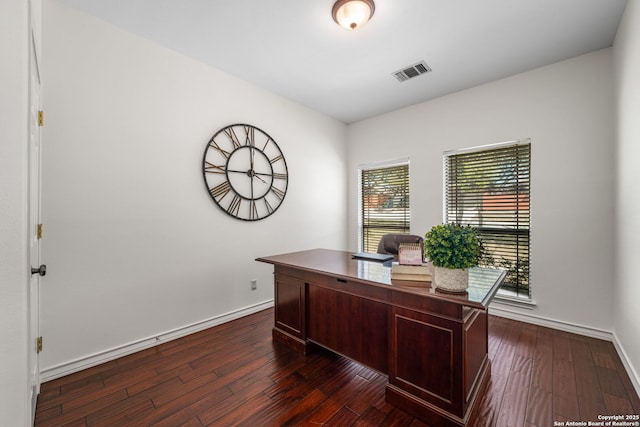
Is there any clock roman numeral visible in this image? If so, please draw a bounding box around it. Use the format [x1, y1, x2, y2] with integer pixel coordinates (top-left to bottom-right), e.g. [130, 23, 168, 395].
[244, 126, 254, 147]
[208, 139, 231, 158]
[261, 138, 273, 152]
[270, 186, 285, 201]
[264, 198, 274, 214]
[204, 161, 226, 174]
[224, 127, 242, 149]
[210, 181, 231, 200]
[272, 172, 287, 180]
[249, 200, 258, 220]
[270, 155, 283, 164]
[229, 194, 242, 217]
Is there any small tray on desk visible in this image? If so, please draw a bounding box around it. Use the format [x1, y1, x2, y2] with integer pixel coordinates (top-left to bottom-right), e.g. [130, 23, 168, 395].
[352, 252, 394, 262]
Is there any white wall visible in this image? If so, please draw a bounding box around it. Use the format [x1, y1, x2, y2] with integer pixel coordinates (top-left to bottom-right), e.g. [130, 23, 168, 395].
[613, 0, 640, 391]
[0, 0, 30, 424]
[347, 49, 615, 333]
[35, 0, 639, 395]
[41, 0, 347, 376]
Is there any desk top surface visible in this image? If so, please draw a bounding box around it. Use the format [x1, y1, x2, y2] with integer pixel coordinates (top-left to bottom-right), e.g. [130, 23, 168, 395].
[257, 248, 505, 309]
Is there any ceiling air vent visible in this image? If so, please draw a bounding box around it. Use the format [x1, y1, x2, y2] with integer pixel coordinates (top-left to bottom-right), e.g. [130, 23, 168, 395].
[392, 61, 432, 82]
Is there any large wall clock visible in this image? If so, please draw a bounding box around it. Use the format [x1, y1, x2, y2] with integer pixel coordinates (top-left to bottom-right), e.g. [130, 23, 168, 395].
[202, 123, 288, 221]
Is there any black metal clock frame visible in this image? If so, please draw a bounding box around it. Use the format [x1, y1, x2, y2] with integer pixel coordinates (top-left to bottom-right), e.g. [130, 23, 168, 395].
[202, 123, 288, 221]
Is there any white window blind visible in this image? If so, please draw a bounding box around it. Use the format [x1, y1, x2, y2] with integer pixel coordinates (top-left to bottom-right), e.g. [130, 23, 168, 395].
[360, 163, 410, 253]
[444, 141, 531, 298]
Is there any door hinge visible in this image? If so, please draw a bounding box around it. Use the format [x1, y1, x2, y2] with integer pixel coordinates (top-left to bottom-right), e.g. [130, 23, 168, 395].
[38, 111, 44, 127]
[37, 224, 43, 239]
[36, 337, 43, 353]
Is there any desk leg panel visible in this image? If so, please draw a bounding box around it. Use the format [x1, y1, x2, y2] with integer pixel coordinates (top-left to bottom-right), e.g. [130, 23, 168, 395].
[464, 309, 488, 401]
[388, 306, 491, 425]
[386, 359, 491, 427]
[389, 308, 463, 415]
[274, 274, 305, 338]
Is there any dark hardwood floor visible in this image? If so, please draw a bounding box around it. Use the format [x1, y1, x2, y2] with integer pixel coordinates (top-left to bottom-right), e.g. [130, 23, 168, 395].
[35, 308, 640, 426]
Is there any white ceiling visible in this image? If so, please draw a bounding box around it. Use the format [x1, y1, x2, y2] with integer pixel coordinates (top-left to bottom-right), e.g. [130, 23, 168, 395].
[57, 0, 628, 124]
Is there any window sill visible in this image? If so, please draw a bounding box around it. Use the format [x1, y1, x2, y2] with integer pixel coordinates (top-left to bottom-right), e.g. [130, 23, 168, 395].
[493, 290, 537, 309]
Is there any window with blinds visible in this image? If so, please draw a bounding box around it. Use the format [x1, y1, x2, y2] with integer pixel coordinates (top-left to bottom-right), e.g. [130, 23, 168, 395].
[360, 163, 410, 253]
[444, 141, 531, 298]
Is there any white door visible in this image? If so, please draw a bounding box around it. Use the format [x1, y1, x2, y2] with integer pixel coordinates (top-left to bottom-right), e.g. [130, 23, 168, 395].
[28, 28, 43, 424]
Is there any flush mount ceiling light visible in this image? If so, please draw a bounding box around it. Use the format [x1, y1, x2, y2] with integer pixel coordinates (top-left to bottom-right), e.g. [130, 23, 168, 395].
[332, 0, 375, 30]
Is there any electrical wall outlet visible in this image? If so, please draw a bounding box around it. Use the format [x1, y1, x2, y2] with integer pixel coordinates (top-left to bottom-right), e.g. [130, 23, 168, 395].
[250, 279, 257, 291]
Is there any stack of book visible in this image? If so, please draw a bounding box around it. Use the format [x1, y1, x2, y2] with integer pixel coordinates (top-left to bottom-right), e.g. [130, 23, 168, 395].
[390, 262, 432, 282]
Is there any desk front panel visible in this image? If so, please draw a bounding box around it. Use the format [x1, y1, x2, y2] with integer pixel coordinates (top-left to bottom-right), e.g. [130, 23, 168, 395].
[307, 282, 388, 374]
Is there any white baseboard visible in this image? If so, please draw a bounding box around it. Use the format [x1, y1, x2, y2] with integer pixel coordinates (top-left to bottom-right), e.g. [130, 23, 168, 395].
[41, 300, 274, 382]
[488, 304, 614, 341]
[612, 332, 640, 398]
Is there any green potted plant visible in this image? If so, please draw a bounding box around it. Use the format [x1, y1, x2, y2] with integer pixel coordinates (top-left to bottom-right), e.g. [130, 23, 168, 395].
[424, 223, 481, 292]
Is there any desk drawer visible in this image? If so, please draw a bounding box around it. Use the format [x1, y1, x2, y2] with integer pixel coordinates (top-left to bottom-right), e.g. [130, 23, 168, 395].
[391, 290, 462, 320]
[275, 265, 304, 280]
[305, 271, 389, 304]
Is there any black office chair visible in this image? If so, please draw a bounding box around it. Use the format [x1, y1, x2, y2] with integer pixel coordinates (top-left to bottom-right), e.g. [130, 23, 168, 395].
[377, 233, 423, 260]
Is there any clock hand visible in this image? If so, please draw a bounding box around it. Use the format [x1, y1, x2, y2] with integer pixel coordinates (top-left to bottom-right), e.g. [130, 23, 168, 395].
[247, 168, 267, 184]
[237, 167, 267, 184]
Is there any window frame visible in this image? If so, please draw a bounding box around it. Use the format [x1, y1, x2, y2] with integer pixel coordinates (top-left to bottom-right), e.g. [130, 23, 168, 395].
[443, 140, 532, 301]
[358, 158, 410, 253]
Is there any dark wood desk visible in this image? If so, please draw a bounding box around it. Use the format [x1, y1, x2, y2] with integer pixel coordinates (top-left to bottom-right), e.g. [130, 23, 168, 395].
[257, 248, 505, 426]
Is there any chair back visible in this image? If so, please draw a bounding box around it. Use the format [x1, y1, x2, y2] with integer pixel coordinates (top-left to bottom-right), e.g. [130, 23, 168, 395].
[377, 233, 423, 258]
